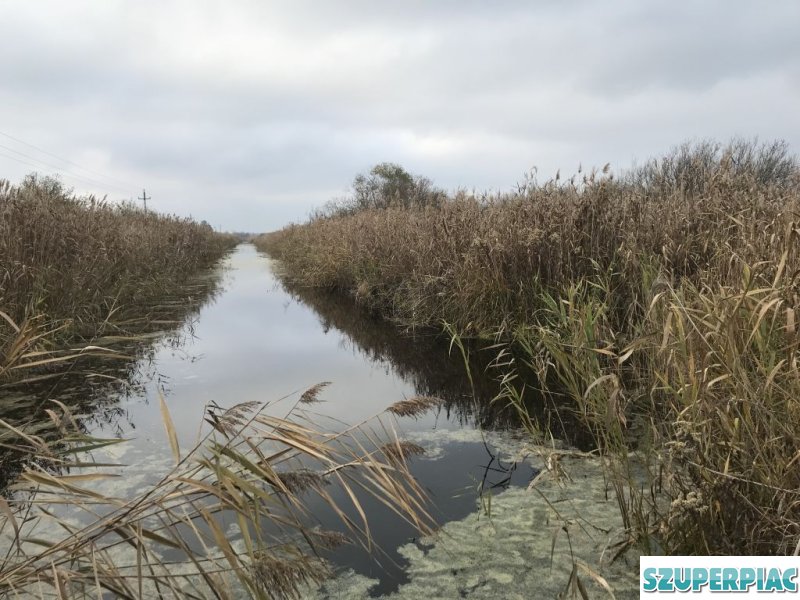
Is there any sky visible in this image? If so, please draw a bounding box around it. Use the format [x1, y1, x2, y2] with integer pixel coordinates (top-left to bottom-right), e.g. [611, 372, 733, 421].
[0, 1, 798, 231]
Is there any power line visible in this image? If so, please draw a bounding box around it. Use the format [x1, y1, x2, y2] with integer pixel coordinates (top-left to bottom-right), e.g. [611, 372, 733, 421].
[0, 144, 128, 194]
[0, 142, 132, 195]
[0, 148, 55, 173]
[0, 148, 126, 195]
[0, 129, 137, 191]
[0, 142, 118, 189]
[0, 129, 138, 190]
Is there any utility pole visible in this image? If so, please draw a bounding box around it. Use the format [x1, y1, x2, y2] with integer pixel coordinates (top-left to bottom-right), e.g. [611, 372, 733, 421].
[138, 188, 151, 211]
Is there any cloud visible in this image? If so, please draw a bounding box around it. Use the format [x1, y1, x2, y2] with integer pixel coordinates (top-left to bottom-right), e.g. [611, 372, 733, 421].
[0, 0, 797, 230]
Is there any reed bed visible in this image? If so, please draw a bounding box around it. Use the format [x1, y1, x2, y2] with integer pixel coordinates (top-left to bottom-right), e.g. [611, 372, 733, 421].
[0, 174, 238, 382]
[257, 139, 800, 556]
[0, 175, 436, 598]
[258, 140, 797, 334]
[0, 385, 434, 599]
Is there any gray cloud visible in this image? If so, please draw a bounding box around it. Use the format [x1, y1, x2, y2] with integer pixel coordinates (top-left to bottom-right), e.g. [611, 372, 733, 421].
[0, 0, 798, 230]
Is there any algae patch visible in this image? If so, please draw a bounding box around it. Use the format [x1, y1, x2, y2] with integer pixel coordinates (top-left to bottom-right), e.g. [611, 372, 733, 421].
[315, 433, 640, 599]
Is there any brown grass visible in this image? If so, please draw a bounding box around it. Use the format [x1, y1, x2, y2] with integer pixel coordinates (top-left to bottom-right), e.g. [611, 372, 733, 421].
[386, 396, 443, 418]
[0, 174, 238, 382]
[256, 139, 800, 556]
[257, 140, 797, 336]
[0, 387, 434, 599]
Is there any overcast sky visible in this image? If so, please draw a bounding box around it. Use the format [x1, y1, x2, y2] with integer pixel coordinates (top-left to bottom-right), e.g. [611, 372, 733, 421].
[0, 1, 798, 231]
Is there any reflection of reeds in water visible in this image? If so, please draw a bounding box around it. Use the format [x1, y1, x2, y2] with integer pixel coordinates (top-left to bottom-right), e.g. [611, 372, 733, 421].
[0, 383, 433, 599]
[257, 140, 800, 556]
[273, 281, 536, 428]
[0, 266, 228, 490]
[272, 280, 591, 445]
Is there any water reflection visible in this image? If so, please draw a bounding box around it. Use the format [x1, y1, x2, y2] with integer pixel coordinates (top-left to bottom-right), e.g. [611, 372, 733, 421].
[266, 260, 592, 594]
[0, 244, 584, 596]
[0, 268, 228, 488]
[275, 275, 590, 448]
[308, 430, 538, 596]
[276, 282, 517, 429]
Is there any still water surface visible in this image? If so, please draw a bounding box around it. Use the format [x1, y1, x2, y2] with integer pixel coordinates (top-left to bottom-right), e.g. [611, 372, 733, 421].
[8, 244, 540, 595]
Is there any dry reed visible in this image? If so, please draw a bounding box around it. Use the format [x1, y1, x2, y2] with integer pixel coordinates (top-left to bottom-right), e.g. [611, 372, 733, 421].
[386, 396, 443, 418]
[299, 382, 332, 404]
[256, 138, 800, 556]
[0, 174, 238, 383]
[0, 388, 434, 598]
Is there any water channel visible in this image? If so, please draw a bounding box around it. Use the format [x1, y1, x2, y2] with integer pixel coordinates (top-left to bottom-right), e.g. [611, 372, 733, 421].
[2, 244, 549, 596]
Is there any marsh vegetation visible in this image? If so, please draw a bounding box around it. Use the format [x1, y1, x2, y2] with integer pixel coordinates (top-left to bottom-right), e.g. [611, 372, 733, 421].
[3, 136, 798, 598]
[0, 175, 239, 386]
[0, 221, 519, 598]
[0, 389, 434, 599]
[258, 139, 800, 557]
[0, 177, 441, 598]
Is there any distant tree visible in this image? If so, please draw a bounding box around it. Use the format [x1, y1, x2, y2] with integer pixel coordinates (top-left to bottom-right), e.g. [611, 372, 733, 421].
[20, 173, 71, 198]
[349, 163, 443, 212]
[352, 162, 415, 210]
[309, 163, 445, 220]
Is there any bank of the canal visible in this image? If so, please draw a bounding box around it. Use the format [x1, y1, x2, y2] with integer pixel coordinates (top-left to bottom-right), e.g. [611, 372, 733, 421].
[1, 244, 637, 597]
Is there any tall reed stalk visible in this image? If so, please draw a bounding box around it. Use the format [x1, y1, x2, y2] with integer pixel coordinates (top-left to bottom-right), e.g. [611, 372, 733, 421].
[256, 139, 800, 555]
[0, 174, 238, 383]
[0, 387, 434, 599]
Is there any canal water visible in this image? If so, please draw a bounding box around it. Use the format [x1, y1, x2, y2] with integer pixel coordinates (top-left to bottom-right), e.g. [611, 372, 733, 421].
[6, 243, 540, 595]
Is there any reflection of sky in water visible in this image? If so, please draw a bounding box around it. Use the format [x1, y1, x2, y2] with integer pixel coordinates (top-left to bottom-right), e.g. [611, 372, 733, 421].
[0, 245, 631, 598]
[77, 244, 532, 594]
[100, 244, 447, 453]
